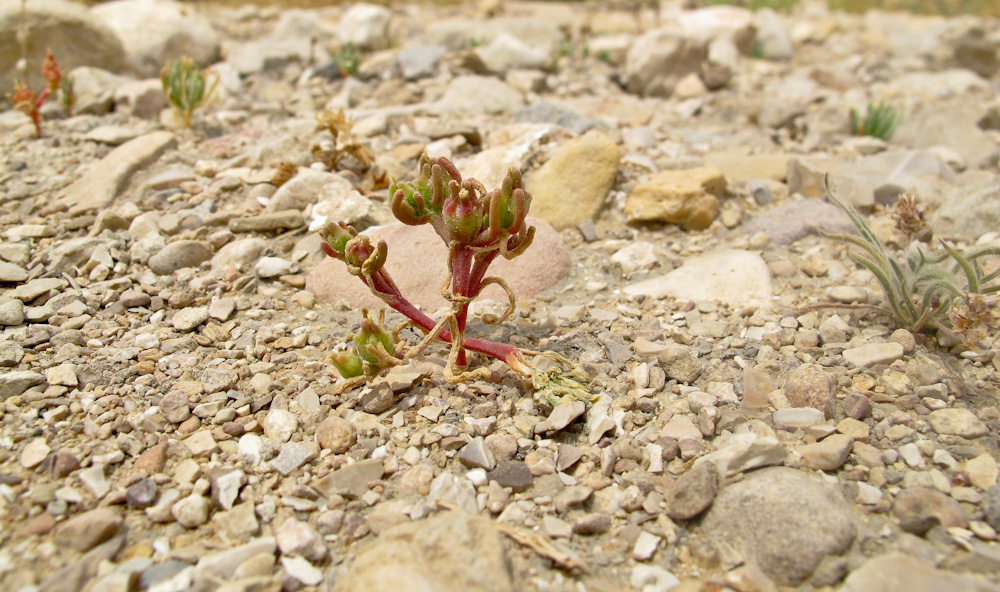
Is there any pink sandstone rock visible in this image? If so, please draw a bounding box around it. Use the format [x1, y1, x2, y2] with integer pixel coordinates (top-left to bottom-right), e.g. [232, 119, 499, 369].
[306, 217, 570, 310]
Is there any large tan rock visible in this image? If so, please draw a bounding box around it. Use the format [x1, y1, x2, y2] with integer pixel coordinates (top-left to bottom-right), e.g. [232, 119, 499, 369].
[624, 166, 725, 230]
[333, 510, 514, 592]
[92, 0, 220, 78]
[0, 0, 125, 93]
[526, 130, 621, 230]
[306, 217, 569, 310]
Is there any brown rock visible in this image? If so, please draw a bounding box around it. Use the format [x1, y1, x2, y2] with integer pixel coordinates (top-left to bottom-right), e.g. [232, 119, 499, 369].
[666, 460, 719, 520]
[797, 434, 854, 471]
[307, 217, 569, 310]
[57, 507, 122, 552]
[784, 363, 834, 418]
[844, 392, 872, 420]
[131, 437, 168, 478]
[624, 166, 725, 230]
[893, 487, 969, 535]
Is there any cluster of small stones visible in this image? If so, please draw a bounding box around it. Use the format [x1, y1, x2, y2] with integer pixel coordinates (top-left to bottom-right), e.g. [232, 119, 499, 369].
[0, 1, 999, 592]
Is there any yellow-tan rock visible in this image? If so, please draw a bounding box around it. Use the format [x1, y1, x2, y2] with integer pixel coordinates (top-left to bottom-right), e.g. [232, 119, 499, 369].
[624, 166, 726, 230]
[527, 130, 621, 229]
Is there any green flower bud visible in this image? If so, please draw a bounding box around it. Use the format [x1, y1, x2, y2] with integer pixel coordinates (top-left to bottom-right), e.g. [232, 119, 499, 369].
[330, 351, 364, 379]
[320, 221, 357, 259]
[442, 181, 485, 244]
[353, 315, 395, 365]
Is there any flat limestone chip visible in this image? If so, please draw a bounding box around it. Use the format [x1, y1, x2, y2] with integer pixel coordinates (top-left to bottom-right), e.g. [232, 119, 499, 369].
[928, 408, 988, 438]
[624, 249, 772, 309]
[60, 131, 176, 215]
[313, 458, 384, 499]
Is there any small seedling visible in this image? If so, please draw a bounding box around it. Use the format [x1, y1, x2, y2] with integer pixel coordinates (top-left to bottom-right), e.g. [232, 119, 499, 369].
[161, 56, 217, 128]
[331, 42, 362, 78]
[314, 108, 375, 171]
[320, 153, 593, 404]
[5, 49, 64, 137]
[850, 100, 901, 140]
[823, 183, 1000, 346]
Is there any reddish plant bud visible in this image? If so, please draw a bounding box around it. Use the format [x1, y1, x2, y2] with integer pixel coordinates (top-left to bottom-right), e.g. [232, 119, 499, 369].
[320, 221, 357, 258]
[443, 183, 485, 244]
[41, 51, 61, 94]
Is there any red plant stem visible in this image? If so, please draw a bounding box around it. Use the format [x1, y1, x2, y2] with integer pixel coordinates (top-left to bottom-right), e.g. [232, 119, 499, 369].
[29, 89, 49, 137]
[449, 246, 477, 366]
[361, 266, 521, 366]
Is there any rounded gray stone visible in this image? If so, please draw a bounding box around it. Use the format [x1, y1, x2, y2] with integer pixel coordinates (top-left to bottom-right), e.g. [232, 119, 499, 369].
[148, 240, 212, 275]
[701, 467, 856, 586]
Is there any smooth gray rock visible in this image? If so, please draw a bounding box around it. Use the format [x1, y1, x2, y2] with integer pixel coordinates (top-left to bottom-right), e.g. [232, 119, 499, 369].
[396, 45, 446, 80]
[701, 467, 856, 585]
[742, 199, 855, 245]
[148, 240, 212, 275]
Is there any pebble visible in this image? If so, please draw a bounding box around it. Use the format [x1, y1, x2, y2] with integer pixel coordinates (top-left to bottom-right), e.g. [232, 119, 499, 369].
[702, 467, 856, 585]
[630, 565, 680, 592]
[281, 556, 323, 586]
[209, 468, 246, 510]
[316, 416, 355, 453]
[230, 211, 303, 232]
[772, 407, 825, 430]
[172, 494, 211, 528]
[126, 478, 158, 508]
[458, 436, 495, 470]
[276, 517, 327, 562]
[208, 297, 236, 321]
[19, 438, 51, 469]
[148, 240, 213, 275]
[966, 454, 999, 490]
[633, 531, 661, 561]
[798, 434, 854, 471]
[535, 400, 585, 434]
[842, 342, 905, 368]
[270, 442, 315, 476]
[0, 261, 28, 282]
[171, 306, 210, 332]
[666, 461, 719, 520]
[927, 408, 989, 438]
[487, 461, 534, 493]
[0, 299, 24, 325]
[892, 487, 969, 534]
[263, 409, 299, 443]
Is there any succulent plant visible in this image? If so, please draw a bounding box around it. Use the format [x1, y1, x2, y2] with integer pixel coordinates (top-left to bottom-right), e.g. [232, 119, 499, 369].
[5, 50, 64, 137]
[320, 153, 592, 404]
[850, 100, 902, 140]
[161, 56, 217, 128]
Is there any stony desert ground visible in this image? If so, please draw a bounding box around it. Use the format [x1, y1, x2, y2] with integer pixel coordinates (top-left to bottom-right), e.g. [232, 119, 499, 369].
[1, 0, 1000, 590]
